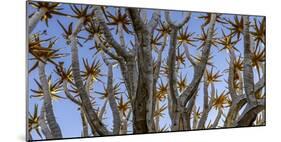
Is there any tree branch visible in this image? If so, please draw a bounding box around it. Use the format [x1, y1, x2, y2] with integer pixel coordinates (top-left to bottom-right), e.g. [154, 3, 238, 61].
[28, 7, 48, 34]
[165, 11, 191, 29]
[94, 6, 129, 58]
[179, 14, 217, 106]
[70, 17, 110, 135]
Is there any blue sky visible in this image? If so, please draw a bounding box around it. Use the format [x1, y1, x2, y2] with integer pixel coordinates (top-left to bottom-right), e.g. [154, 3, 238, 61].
[27, 2, 264, 140]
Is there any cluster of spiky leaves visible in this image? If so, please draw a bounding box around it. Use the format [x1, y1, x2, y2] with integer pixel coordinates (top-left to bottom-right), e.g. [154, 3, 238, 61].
[95, 83, 122, 100]
[233, 56, 244, 72]
[154, 104, 167, 118]
[233, 56, 244, 81]
[251, 18, 266, 47]
[194, 27, 218, 49]
[206, 68, 222, 84]
[54, 64, 74, 85]
[84, 20, 103, 43]
[29, 33, 66, 72]
[252, 45, 265, 77]
[69, 5, 94, 23]
[57, 20, 86, 47]
[28, 104, 42, 138]
[160, 62, 170, 77]
[198, 13, 227, 27]
[29, 2, 66, 26]
[177, 73, 188, 93]
[191, 54, 214, 67]
[255, 90, 265, 100]
[81, 58, 103, 82]
[176, 52, 186, 66]
[224, 16, 244, 39]
[217, 30, 240, 52]
[117, 95, 130, 116]
[192, 107, 202, 120]
[157, 21, 172, 38]
[151, 33, 162, 49]
[106, 8, 131, 34]
[156, 80, 168, 101]
[177, 26, 196, 47]
[30, 75, 65, 100]
[212, 90, 231, 110]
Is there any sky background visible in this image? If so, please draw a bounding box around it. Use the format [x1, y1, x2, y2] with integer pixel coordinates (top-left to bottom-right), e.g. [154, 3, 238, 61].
[27, 2, 264, 140]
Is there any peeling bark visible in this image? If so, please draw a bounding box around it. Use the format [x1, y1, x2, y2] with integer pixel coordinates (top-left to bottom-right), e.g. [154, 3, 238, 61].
[127, 8, 154, 133]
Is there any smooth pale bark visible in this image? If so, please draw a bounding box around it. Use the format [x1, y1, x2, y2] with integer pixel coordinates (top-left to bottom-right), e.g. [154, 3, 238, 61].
[80, 109, 89, 137]
[70, 17, 110, 136]
[63, 81, 81, 105]
[28, 7, 48, 34]
[167, 28, 180, 105]
[183, 43, 196, 66]
[38, 105, 53, 139]
[38, 61, 62, 138]
[152, 35, 167, 130]
[106, 63, 121, 135]
[224, 48, 241, 127]
[98, 99, 108, 120]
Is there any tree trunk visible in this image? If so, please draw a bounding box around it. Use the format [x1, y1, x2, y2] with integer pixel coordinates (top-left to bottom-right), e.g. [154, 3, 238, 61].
[107, 63, 121, 135]
[80, 110, 89, 137]
[242, 16, 256, 104]
[127, 8, 154, 133]
[38, 105, 53, 139]
[28, 7, 48, 34]
[38, 61, 62, 138]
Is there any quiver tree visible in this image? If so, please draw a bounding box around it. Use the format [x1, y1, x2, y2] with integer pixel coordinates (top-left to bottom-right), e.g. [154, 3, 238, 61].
[28, 2, 266, 140]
